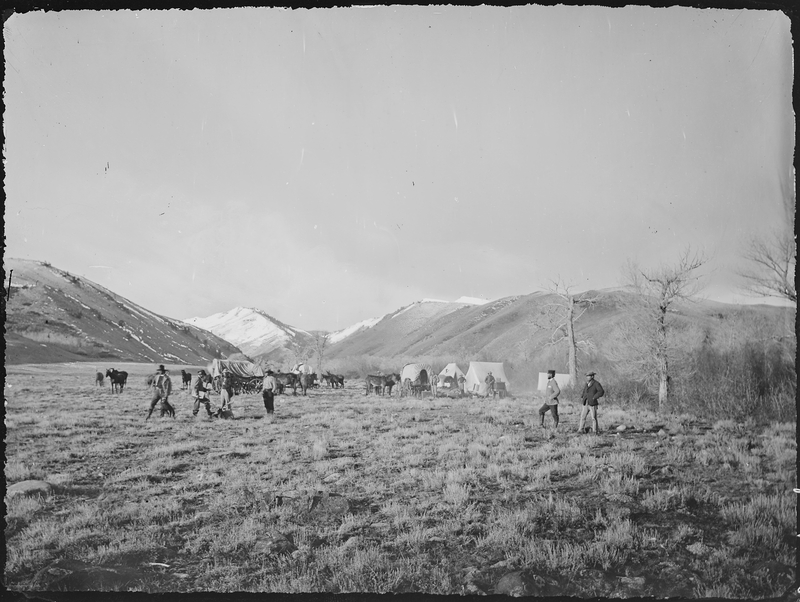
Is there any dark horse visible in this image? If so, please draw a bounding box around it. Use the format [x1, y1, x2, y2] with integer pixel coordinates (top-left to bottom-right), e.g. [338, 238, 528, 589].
[180, 369, 192, 390]
[365, 374, 400, 396]
[324, 371, 345, 389]
[298, 373, 317, 396]
[275, 372, 299, 396]
[106, 368, 128, 393]
[95, 372, 104, 387]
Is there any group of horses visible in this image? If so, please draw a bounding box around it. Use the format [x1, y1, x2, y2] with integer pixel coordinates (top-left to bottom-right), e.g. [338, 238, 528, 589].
[97, 368, 128, 393]
[94, 366, 348, 398]
[363, 373, 435, 397]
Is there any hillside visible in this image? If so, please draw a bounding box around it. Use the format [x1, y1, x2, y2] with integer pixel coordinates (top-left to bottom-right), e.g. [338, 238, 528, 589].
[4, 258, 242, 365]
[326, 288, 795, 386]
[183, 307, 314, 361]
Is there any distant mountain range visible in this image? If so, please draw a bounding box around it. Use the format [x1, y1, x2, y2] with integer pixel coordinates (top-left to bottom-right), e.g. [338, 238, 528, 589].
[5, 258, 241, 365]
[183, 307, 316, 361]
[5, 259, 794, 388]
[182, 297, 490, 362]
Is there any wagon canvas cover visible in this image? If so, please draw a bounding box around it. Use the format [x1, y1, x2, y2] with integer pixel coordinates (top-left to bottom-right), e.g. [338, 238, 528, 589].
[207, 359, 264, 379]
[400, 363, 433, 384]
[464, 361, 509, 396]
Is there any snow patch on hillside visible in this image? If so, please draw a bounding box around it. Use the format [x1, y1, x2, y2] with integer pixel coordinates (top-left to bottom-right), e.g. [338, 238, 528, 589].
[455, 296, 490, 305]
[184, 307, 291, 353]
[327, 316, 383, 344]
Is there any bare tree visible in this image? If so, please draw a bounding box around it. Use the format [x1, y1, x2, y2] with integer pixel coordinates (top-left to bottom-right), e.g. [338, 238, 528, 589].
[738, 176, 796, 304]
[621, 247, 707, 409]
[309, 332, 329, 377]
[532, 278, 597, 387]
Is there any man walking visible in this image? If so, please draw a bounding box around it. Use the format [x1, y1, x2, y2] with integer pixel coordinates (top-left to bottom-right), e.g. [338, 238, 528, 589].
[220, 369, 235, 412]
[146, 365, 174, 420]
[539, 369, 561, 430]
[578, 371, 605, 435]
[192, 369, 215, 418]
[262, 369, 277, 416]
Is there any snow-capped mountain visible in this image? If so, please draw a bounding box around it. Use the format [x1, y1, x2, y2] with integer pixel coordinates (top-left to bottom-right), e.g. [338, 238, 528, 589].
[326, 316, 384, 345]
[327, 297, 492, 347]
[183, 307, 313, 359]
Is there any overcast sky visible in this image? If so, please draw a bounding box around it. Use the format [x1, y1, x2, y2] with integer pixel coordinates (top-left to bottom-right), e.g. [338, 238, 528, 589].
[4, 6, 794, 331]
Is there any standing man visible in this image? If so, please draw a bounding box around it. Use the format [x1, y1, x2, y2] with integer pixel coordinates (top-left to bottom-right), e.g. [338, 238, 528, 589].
[485, 371, 496, 398]
[578, 371, 605, 435]
[192, 369, 215, 418]
[262, 369, 277, 417]
[430, 372, 439, 398]
[220, 369, 235, 412]
[146, 365, 174, 420]
[539, 369, 560, 430]
[458, 374, 467, 396]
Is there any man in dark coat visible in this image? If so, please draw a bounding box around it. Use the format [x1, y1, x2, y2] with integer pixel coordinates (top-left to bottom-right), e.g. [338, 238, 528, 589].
[146, 365, 175, 420]
[578, 371, 604, 434]
[192, 369, 215, 418]
[262, 370, 277, 416]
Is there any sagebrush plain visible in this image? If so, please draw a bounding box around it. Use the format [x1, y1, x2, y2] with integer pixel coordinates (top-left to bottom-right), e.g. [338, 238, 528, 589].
[4, 362, 796, 597]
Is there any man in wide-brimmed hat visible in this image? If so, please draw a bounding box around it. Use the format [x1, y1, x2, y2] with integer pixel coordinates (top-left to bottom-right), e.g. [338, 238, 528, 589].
[147, 365, 175, 420]
[578, 371, 605, 435]
[262, 369, 277, 416]
[192, 369, 214, 418]
[539, 369, 561, 431]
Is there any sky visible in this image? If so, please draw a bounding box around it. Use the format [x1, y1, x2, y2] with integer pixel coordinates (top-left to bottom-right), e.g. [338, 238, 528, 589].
[4, 6, 794, 332]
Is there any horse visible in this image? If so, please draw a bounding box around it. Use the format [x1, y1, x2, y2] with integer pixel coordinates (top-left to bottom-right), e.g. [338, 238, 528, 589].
[95, 372, 104, 387]
[106, 369, 128, 393]
[180, 370, 192, 390]
[325, 372, 345, 389]
[298, 373, 311, 396]
[365, 374, 400, 396]
[275, 372, 299, 396]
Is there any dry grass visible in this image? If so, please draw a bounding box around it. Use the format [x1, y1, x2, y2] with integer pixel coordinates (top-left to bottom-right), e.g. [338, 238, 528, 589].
[4, 363, 796, 596]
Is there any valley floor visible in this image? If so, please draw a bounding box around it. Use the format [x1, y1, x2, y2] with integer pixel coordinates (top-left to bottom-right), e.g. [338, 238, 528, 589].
[4, 363, 796, 596]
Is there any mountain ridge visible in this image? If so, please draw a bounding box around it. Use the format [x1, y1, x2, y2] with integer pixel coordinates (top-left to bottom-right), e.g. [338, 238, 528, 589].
[5, 258, 242, 365]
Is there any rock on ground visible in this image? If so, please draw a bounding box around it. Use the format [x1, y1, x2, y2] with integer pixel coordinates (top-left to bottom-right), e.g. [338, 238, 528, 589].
[6, 480, 54, 498]
[33, 559, 147, 590]
[494, 570, 543, 596]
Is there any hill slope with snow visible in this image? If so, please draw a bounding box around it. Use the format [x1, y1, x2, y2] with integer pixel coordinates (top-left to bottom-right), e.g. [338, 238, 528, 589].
[184, 307, 313, 361]
[5, 258, 241, 365]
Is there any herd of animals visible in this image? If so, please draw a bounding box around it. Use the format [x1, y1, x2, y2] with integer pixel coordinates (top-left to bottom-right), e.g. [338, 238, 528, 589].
[95, 367, 346, 396]
[95, 368, 437, 398]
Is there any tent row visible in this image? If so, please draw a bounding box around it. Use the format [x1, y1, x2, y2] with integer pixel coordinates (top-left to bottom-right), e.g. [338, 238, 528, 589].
[401, 361, 510, 397]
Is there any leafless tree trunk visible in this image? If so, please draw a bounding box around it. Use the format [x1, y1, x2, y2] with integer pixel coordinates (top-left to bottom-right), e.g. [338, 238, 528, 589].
[533, 278, 597, 388]
[738, 175, 796, 304]
[623, 247, 707, 410]
[311, 333, 328, 378]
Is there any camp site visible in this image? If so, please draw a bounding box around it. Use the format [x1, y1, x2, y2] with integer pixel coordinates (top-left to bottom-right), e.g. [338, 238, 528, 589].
[4, 7, 795, 598]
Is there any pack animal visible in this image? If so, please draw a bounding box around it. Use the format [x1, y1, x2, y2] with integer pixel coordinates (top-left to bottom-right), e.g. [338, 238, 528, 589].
[365, 374, 401, 396]
[325, 371, 345, 389]
[105, 368, 128, 393]
[180, 370, 192, 390]
[275, 372, 299, 396]
[298, 372, 314, 396]
[95, 372, 104, 387]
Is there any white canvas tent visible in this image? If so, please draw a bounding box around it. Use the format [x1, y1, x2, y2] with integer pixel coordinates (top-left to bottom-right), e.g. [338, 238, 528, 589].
[464, 361, 509, 396]
[537, 372, 573, 392]
[400, 363, 433, 384]
[438, 363, 465, 387]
